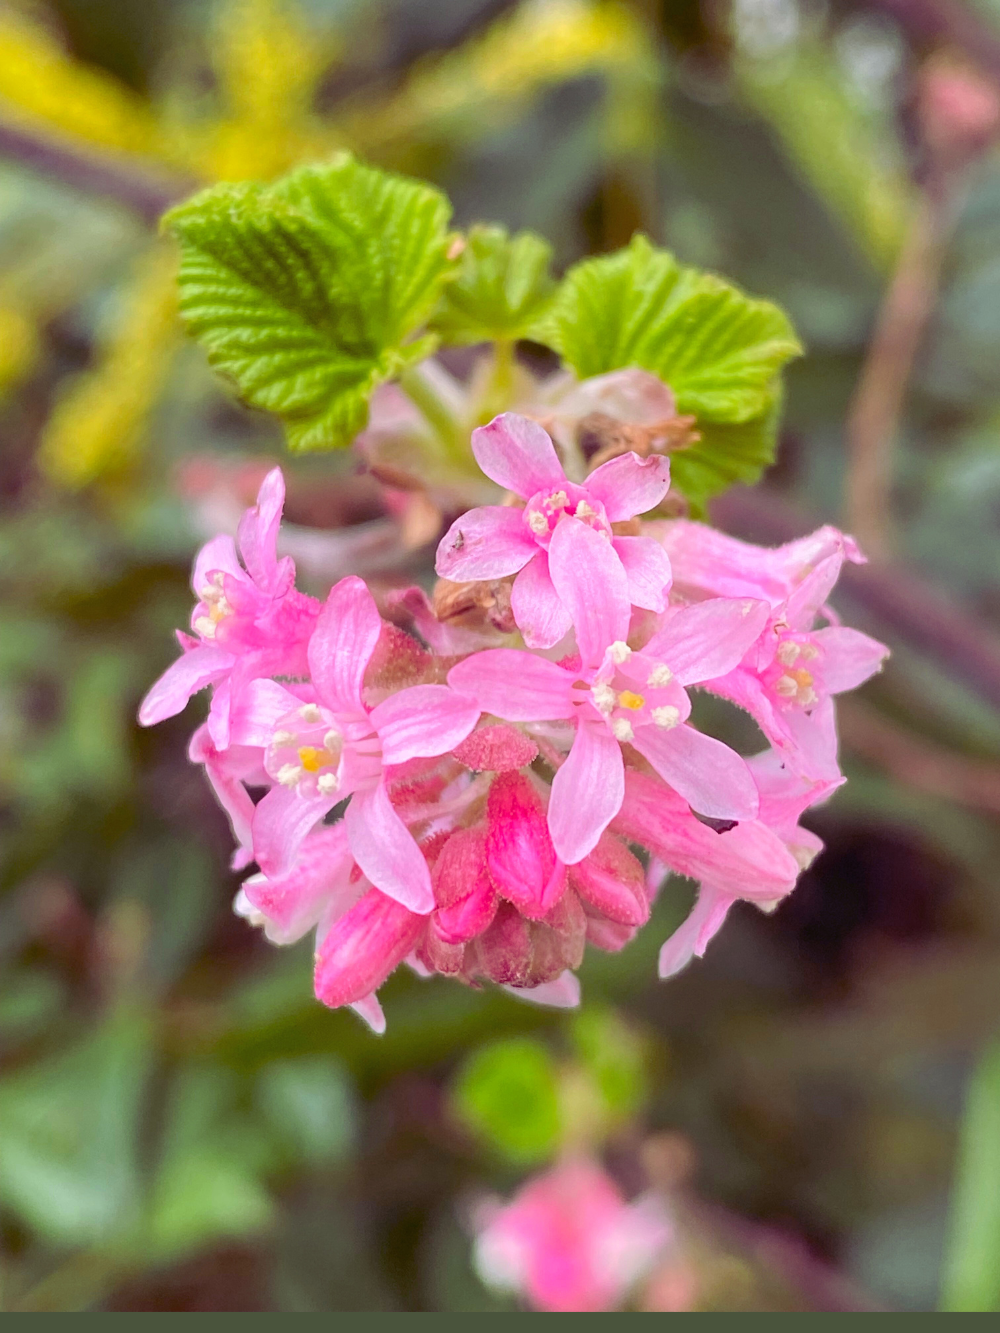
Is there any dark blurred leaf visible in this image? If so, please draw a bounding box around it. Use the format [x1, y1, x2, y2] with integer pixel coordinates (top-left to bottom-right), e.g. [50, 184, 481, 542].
[255, 1056, 356, 1168]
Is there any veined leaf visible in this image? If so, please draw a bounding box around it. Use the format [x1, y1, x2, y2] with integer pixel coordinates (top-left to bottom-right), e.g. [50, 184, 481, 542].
[429, 224, 556, 344]
[166, 153, 458, 451]
[537, 234, 802, 423]
[534, 235, 802, 507]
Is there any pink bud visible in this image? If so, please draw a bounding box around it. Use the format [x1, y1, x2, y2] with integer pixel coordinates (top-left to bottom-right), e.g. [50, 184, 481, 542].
[431, 827, 499, 943]
[486, 773, 566, 920]
[569, 832, 649, 926]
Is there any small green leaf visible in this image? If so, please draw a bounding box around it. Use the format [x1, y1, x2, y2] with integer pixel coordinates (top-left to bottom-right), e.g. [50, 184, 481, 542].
[453, 1037, 561, 1165]
[535, 235, 802, 507]
[940, 1037, 1000, 1311]
[429, 224, 556, 344]
[166, 152, 457, 451]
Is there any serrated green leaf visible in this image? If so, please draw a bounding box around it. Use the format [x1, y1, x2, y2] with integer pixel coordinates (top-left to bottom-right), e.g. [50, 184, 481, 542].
[166, 153, 457, 452]
[671, 392, 783, 519]
[535, 235, 801, 505]
[538, 235, 801, 423]
[453, 1037, 562, 1165]
[429, 224, 556, 344]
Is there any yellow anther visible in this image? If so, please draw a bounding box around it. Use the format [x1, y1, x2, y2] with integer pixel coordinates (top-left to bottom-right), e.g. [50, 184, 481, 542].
[618, 690, 645, 711]
[297, 746, 329, 772]
[789, 669, 814, 689]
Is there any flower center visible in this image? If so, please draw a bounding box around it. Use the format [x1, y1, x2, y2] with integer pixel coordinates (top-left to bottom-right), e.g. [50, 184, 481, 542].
[194, 572, 231, 639]
[771, 637, 820, 707]
[268, 703, 343, 796]
[523, 485, 612, 547]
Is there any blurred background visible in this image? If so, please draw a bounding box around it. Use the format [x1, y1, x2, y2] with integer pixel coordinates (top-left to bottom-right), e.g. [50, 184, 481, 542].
[1, 0, 1000, 1312]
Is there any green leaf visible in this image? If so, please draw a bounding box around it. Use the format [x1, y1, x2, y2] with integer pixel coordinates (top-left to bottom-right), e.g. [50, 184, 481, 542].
[453, 1037, 562, 1165]
[671, 392, 784, 519]
[940, 1037, 1000, 1311]
[166, 152, 457, 452]
[429, 224, 556, 344]
[534, 235, 801, 507]
[0, 1014, 150, 1246]
[538, 235, 801, 421]
[571, 1007, 647, 1124]
[256, 1056, 356, 1167]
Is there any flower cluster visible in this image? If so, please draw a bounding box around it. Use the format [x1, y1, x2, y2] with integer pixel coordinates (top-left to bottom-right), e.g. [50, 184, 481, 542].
[140, 408, 887, 1031]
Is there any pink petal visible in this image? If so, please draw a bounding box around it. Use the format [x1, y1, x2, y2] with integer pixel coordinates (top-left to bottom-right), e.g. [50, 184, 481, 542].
[189, 726, 259, 869]
[548, 719, 625, 864]
[503, 972, 581, 1008]
[228, 679, 304, 748]
[448, 650, 574, 722]
[645, 597, 770, 685]
[206, 676, 232, 751]
[345, 782, 434, 914]
[612, 535, 672, 611]
[370, 684, 480, 766]
[192, 533, 242, 597]
[486, 772, 566, 920]
[811, 627, 889, 692]
[308, 576, 382, 716]
[138, 644, 234, 726]
[633, 723, 759, 821]
[547, 520, 629, 668]
[471, 413, 565, 497]
[349, 993, 387, 1033]
[252, 782, 337, 878]
[243, 825, 357, 942]
[435, 506, 538, 581]
[511, 553, 573, 649]
[585, 451, 670, 521]
[314, 887, 424, 1008]
[658, 884, 735, 978]
[785, 553, 844, 629]
[237, 466, 285, 589]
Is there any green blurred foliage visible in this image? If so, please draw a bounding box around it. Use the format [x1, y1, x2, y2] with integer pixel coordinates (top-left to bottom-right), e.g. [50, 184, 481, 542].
[0, 0, 998, 1314]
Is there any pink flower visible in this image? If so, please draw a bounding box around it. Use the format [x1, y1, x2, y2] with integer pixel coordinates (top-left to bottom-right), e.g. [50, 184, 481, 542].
[436, 412, 672, 647]
[248, 576, 480, 913]
[449, 520, 768, 863]
[138, 468, 320, 749]
[661, 522, 888, 780]
[473, 1158, 673, 1312]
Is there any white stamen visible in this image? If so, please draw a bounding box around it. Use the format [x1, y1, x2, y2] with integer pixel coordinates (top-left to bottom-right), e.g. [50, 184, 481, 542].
[271, 730, 296, 747]
[277, 763, 303, 786]
[591, 682, 617, 715]
[611, 717, 634, 743]
[317, 773, 339, 796]
[775, 674, 799, 698]
[323, 729, 340, 752]
[576, 498, 597, 521]
[549, 490, 568, 510]
[799, 643, 819, 661]
[299, 704, 321, 723]
[527, 510, 549, 535]
[800, 687, 818, 707]
[194, 616, 216, 638]
[608, 640, 631, 665]
[647, 663, 673, 687]
[651, 705, 680, 729]
[776, 641, 801, 666]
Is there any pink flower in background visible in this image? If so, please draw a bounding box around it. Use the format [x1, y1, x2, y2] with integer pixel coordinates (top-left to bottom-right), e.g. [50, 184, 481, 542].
[138, 467, 319, 748]
[436, 412, 672, 647]
[247, 575, 479, 913]
[473, 1158, 673, 1312]
[450, 519, 767, 863]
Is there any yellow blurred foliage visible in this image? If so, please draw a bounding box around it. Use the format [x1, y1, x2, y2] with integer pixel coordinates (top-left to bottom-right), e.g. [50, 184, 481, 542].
[37, 244, 179, 489]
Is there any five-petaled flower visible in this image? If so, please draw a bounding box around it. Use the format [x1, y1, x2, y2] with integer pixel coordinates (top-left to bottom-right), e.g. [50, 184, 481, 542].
[436, 412, 672, 647]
